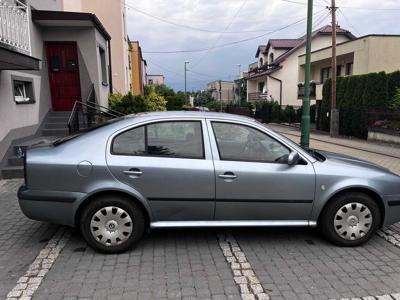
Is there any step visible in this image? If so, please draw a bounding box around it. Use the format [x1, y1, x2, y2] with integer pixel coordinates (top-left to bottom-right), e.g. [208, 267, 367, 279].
[2, 166, 23, 179]
[42, 128, 69, 137]
[48, 111, 72, 117]
[44, 122, 69, 129]
[8, 156, 23, 166]
[47, 116, 71, 123]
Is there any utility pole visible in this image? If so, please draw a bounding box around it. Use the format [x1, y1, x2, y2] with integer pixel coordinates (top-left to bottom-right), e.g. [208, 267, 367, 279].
[300, 0, 313, 148]
[237, 64, 241, 105]
[330, 0, 339, 136]
[184, 61, 190, 103]
[219, 80, 222, 112]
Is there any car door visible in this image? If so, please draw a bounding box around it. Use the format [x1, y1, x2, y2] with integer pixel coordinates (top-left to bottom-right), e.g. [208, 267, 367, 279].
[207, 119, 316, 222]
[106, 118, 215, 221]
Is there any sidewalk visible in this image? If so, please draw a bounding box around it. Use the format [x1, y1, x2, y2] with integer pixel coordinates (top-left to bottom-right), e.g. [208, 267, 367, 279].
[267, 123, 400, 175]
[269, 123, 400, 159]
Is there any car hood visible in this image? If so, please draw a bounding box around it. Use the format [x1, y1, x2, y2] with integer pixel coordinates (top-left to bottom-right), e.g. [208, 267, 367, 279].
[316, 150, 391, 173]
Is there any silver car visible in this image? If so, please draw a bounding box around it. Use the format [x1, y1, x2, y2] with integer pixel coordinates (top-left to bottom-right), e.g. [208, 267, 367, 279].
[18, 111, 400, 253]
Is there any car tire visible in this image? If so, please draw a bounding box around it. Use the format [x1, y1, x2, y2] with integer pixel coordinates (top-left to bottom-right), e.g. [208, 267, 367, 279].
[80, 195, 146, 253]
[320, 192, 381, 246]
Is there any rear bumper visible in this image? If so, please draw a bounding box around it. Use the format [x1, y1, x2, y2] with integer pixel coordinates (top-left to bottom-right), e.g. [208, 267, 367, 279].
[18, 185, 85, 227]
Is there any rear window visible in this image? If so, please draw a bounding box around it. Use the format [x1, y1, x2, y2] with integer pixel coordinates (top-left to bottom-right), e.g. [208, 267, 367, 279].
[53, 117, 124, 146]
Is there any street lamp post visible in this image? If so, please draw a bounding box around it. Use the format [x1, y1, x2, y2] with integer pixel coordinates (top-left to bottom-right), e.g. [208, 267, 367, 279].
[300, 0, 313, 148]
[184, 61, 190, 103]
[237, 64, 241, 104]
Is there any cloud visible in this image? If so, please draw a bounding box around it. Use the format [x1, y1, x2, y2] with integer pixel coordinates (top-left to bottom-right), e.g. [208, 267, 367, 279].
[125, 0, 399, 91]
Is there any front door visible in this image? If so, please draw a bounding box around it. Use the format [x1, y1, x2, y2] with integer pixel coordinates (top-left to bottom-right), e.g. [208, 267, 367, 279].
[208, 120, 316, 221]
[46, 42, 81, 111]
[106, 119, 215, 221]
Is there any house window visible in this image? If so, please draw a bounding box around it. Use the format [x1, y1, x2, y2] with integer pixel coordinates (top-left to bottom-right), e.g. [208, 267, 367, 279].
[259, 57, 264, 67]
[12, 78, 34, 104]
[320, 67, 332, 83]
[149, 79, 154, 85]
[336, 65, 342, 77]
[269, 53, 274, 64]
[99, 46, 107, 85]
[258, 82, 265, 93]
[346, 62, 353, 76]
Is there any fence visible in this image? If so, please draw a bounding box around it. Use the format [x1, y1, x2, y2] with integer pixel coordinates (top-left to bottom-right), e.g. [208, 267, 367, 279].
[0, 0, 30, 54]
[367, 112, 400, 136]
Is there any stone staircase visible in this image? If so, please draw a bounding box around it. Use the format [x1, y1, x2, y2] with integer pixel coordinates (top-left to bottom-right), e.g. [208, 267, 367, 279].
[1, 111, 71, 179]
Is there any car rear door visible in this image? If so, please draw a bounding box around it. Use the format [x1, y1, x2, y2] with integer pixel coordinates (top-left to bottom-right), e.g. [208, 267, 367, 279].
[207, 119, 315, 222]
[106, 118, 215, 221]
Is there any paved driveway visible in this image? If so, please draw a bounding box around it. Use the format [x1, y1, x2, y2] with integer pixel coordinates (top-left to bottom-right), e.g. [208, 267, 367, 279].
[2, 131, 400, 300]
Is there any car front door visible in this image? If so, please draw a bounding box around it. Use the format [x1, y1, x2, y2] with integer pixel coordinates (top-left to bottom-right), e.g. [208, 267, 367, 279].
[106, 119, 215, 222]
[208, 120, 315, 222]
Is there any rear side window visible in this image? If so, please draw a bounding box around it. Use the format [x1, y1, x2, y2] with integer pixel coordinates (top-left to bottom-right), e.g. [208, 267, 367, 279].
[112, 121, 204, 159]
[112, 126, 145, 155]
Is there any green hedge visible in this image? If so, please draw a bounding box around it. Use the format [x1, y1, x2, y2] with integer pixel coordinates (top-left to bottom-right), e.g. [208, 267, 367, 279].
[319, 71, 400, 139]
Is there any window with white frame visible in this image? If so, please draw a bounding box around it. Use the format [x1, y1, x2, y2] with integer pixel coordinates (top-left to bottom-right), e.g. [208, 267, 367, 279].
[13, 79, 34, 104]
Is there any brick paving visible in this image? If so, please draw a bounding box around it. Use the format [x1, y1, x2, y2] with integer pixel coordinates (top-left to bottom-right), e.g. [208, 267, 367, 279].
[32, 229, 241, 300]
[235, 228, 400, 300]
[0, 179, 58, 299]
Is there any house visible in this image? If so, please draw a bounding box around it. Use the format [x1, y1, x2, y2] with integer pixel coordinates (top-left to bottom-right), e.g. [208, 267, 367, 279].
[0, 0, 112, 178]
[298, 34, 400, 102]
[62, 0, 131, 94]
[207, 80, 235, 104]
[147, 75, 165, 85]
[246, 25, 355, 107]
[129, 40, 147, 96]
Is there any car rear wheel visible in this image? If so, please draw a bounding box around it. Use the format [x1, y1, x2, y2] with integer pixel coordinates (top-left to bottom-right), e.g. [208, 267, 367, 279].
[80, 195, 145, 253]
[320, 192, 381, 246]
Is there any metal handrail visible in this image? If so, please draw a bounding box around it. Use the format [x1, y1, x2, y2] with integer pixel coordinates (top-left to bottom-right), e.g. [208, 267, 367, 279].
[67, 85, 125, 134]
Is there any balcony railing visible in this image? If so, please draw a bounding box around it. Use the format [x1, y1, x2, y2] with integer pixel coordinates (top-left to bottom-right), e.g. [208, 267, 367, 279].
[0, 0, 31, 54]
[248, 92, 269, 101]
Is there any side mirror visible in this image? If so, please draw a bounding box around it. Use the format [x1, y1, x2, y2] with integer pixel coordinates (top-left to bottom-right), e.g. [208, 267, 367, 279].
[287, 151, 300, 166]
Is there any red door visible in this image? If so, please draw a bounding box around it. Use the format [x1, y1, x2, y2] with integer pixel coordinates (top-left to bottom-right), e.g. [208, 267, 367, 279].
[46, 42, 81, 111]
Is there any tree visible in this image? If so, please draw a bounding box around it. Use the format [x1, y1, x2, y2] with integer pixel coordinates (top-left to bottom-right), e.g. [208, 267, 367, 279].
[389, 87, 400, 111]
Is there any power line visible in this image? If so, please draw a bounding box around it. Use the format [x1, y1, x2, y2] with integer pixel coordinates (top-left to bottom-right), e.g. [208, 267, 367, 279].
[338, 8, 361, 36]
[281, 0, 400, 11]
[190, 0, 249, 68]
[142, 8, 326, 54]
[123, 0, 291, 34]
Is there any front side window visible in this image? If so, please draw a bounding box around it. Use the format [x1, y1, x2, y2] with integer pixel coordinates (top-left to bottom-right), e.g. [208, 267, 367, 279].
[112, 121, 204, 159]
[13, 79, 34, 104]
[212, 122, 290, 163]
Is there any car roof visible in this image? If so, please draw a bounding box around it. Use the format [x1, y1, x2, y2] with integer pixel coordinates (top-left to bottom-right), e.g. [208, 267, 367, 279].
[124, 111, 257, 123]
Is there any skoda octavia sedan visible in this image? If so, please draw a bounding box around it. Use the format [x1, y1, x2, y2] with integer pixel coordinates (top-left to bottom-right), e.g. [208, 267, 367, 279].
[18, 111, 400, 253]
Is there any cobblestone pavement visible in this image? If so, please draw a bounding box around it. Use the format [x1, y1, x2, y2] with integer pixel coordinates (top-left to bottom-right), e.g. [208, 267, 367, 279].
[2, 130, 400, 300]
[32, 229, 241, 300]
[0, 180, 58, 299]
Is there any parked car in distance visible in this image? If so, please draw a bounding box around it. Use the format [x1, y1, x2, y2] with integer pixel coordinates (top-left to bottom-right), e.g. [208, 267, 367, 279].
[18, 111, 400, 253]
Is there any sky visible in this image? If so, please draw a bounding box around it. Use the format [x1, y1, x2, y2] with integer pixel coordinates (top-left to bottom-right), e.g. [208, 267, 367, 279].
[125, 0, 400, 92]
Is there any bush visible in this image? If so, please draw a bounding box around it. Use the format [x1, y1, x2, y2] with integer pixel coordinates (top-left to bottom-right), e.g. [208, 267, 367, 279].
[318, 70, 400, 139]
[389, 88, 400, 111]
[108, 87, 167, 114]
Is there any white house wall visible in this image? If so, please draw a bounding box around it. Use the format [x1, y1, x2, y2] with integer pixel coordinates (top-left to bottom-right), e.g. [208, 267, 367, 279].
[268, 34, 351, 107]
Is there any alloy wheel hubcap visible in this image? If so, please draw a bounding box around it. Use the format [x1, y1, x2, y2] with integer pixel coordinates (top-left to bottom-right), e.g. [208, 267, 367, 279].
[90, 206, 133, 246]
[334, 202, 372, 241]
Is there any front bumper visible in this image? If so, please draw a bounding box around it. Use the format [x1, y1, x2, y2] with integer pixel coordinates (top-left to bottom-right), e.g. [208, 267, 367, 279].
[18, 185, 85, 227]
[384, 194, 400, 226]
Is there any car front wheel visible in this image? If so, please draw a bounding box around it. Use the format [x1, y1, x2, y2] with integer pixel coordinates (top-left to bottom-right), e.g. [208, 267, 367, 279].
[320, 192, 381, 246]
[80, 195, 145, 253]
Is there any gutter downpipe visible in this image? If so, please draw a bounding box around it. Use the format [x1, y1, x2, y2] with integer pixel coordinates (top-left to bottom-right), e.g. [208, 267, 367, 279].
[107, 39, 113, 94]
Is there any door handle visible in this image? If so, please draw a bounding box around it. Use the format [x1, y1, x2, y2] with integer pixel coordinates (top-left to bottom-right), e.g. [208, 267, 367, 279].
[218, 172, 237, 180]
[123, 168, 143, 176]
